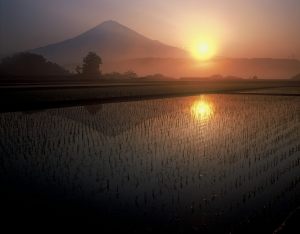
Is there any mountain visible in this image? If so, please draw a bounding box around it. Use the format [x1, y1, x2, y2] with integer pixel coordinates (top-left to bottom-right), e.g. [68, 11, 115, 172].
[32, 20, 188, 67]
[31, 20, 300, 78]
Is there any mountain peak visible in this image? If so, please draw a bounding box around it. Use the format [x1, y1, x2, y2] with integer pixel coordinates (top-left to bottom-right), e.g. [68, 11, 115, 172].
[100, 20, 122, 26]
[93, 20, 131, 32]
[81, 20, 144, 39]
[32, 20, 188, 65]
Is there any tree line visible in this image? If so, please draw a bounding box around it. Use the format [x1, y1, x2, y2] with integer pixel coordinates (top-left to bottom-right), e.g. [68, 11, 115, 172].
[0, 52, 103, 78]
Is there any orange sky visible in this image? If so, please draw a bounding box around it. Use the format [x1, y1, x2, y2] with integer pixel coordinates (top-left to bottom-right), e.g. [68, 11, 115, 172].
[1, 0, 300, 59]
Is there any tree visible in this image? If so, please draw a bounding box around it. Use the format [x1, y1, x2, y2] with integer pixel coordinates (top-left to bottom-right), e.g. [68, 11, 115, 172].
[81, 52, 102, 77]
[75, 65, 82, 75]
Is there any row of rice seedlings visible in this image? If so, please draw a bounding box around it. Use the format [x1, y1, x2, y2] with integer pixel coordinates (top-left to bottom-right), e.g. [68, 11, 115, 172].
[0, 95, 299, 222]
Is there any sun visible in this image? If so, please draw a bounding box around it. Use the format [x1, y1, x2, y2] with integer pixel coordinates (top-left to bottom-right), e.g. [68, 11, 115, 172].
[191, 41, 216, 61]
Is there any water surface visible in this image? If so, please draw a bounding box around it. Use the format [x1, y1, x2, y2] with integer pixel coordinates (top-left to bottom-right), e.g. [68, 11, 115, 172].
[0, 94, 299, 232]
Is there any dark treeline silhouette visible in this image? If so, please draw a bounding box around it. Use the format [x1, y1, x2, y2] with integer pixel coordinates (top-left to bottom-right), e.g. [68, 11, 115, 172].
[139, 73, 174, 81]
[291, 73, 300, 80]
[0, 50, 151, 83]
[0, 52, 70, 77]
[102, 71, 137, 80]
[0, 51, 108, 82]
[181, 74, 244, 81]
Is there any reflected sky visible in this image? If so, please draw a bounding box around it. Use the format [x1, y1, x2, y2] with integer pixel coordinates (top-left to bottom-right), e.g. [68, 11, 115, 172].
[0, 94, 299, 232]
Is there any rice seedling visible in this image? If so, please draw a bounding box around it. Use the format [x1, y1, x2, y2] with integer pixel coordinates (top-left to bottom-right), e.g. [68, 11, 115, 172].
[0, 94, 299, 232]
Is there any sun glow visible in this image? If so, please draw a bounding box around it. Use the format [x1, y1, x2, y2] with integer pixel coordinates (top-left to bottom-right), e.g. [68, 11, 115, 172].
[191, 99, 214, 121]
[191, 41, 216, 61]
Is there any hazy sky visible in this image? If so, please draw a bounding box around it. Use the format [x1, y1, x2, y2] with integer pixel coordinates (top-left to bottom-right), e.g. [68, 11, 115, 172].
[1, 0, 300, 58]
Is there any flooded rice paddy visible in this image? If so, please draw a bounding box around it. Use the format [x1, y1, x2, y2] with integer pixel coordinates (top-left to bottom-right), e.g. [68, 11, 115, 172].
[0, 94, 299, 232]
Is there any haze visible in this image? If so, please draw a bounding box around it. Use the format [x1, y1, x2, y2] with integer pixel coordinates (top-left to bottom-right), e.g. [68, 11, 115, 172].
[1, 0, 300, 59]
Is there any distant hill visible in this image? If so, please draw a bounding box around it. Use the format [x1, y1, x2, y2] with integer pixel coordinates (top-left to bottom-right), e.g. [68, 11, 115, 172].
[0, 52, 70, 77]
[291, 73, 300, 80]
[32, 20, 188, 67]
[112, 57, 300, 79]
[181, 74, 244, 81]
[110, 58, 300, 79]
[139, 73, 175, 81]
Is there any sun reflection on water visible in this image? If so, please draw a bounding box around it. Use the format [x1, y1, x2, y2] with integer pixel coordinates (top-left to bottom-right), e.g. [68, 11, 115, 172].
[191, 98, 214, 121]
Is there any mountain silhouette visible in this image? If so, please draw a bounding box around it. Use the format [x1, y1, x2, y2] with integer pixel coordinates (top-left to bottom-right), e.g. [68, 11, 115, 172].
[31, 20, 300, 78]
[32, 20, 188, 67]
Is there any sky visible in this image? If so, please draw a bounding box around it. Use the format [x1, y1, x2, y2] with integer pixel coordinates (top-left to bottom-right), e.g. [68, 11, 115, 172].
[1, 0, 300, 59]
